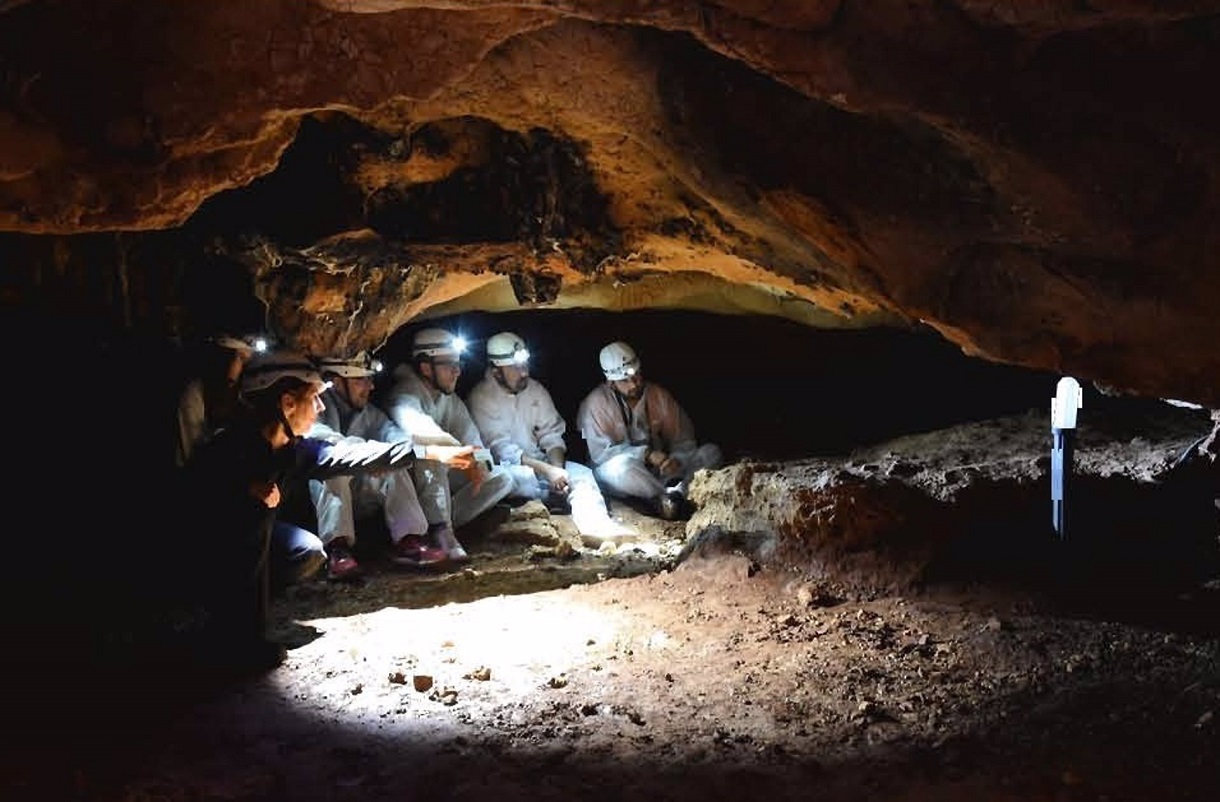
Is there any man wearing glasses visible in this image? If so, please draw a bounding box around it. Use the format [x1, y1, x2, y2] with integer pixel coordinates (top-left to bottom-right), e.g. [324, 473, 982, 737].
[382, 327, 514, 562]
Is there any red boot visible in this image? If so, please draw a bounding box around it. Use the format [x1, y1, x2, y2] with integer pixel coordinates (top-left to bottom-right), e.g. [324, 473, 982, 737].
[390, 534, 450, 568]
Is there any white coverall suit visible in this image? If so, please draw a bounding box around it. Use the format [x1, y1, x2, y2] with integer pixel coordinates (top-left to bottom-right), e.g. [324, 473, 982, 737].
[381, 364, 513, 529]
[576, 380, 722, 501]
[468, 368, 626, 537]
[307, 390, 428, 547]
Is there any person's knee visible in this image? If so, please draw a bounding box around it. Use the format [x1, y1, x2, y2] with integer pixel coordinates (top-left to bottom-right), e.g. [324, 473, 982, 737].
[293, 532, 326, 570]
[485, 467, 514, 499]
[290, 547, 326, 583]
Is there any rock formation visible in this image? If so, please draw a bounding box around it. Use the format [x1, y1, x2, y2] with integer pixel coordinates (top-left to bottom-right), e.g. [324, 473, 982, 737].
[3, 1, 1220, 405]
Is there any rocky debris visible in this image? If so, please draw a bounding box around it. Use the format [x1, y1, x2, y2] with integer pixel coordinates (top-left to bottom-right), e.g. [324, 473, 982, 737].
[491, 501, 586, 560]
[685, 405, 1218, 597]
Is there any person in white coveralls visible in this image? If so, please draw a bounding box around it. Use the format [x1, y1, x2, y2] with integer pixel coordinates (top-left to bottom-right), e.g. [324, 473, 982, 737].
[576, 340, 722, 520]
[310, 351, 479, 572]
[381, 328, 515, 559]
[468, 331, 632, 541]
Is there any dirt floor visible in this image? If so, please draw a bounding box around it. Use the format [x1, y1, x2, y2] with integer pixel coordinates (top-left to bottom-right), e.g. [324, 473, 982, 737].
[7, 410, 1220, 802]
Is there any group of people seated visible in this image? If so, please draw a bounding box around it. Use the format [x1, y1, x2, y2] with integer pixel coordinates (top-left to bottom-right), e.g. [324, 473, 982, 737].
[174, 325, 722, 670]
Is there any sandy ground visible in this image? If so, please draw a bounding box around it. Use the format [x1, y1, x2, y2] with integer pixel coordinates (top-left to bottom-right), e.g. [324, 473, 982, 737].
[7, 409, 1220, 802]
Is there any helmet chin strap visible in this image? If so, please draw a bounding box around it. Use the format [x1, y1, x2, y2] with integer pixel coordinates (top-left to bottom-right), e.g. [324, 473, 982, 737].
[277, 408, 299, 441]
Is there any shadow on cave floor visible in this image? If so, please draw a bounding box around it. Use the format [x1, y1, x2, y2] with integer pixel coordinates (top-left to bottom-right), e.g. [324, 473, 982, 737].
[2, 497, 685, 691]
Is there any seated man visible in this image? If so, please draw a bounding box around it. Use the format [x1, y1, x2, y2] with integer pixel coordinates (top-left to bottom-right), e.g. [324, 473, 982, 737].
[576, 341, 722, 520]
[381, 328, 514, 560]
[468, 331, 632, 540]
[311, 351, 478, 573]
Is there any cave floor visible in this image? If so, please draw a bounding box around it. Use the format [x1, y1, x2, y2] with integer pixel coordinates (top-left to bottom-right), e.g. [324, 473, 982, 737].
[8, 428, 1220, 802]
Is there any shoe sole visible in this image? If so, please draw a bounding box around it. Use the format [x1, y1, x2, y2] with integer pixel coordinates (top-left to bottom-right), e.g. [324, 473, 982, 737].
[390, 555, 452, 569]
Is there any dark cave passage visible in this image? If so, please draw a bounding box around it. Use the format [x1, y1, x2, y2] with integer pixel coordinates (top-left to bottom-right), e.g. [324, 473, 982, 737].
[378, 308, 1066, 464]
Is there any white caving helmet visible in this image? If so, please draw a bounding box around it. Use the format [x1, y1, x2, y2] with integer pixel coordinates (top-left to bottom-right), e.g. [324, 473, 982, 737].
[486, 332, 530, 367]
[211, 333, 269, 357]
[599, 341, 640, 381]
[240, 349, 326, 397]
[411, 327, 467, 362]
[316, 350, 382, 379]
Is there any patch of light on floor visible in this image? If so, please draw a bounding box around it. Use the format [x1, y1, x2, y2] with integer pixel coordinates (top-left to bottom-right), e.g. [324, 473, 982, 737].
[267, 591, 639, 728]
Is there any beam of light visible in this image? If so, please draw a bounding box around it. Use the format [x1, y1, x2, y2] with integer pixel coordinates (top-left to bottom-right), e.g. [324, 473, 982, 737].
[267, 592, 648, 730]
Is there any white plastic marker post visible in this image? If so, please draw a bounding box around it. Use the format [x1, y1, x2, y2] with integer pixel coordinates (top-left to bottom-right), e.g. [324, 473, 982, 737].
[1050, 377, 1083, 540]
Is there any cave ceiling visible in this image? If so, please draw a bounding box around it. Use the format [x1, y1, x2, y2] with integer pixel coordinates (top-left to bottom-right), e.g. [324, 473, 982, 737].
[3, 1, 1220, 404]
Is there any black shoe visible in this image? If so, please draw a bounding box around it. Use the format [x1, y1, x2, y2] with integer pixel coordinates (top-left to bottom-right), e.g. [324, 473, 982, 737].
[545, 491, 572, 516]
[656, 490, 689, 521]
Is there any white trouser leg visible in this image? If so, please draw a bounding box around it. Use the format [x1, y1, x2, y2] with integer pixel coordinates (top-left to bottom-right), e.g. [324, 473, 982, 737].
[449, 464, 515, 528]
[506, 463, 547, 500]
[352, 467, 428, 544]
[593, 453, 665, 501]
[565, 461, 630, 536]
[673, 442, 724, 487]
[312, 477, 356, 546]
[412, 459, 453, 528]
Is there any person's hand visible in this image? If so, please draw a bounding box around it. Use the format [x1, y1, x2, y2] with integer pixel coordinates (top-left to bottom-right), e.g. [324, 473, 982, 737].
[426, 444, 477, 471]
[424, 444, 484, 490]
[647, 449, 683, 480]
[545, 464, 570, 494]
[251, 481, 280, 508]
[462, 459, 487, 492]
[659, 455, 683, 479]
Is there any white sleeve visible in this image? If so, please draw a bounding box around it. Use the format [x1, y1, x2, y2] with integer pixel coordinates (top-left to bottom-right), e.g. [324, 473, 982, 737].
[384, 388, 460, 447]
[531, 385, 567, 455]
[470, 382, 525, 466]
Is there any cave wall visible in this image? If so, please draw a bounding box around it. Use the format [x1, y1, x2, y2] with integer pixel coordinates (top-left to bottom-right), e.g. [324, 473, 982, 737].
[3, 1, 1220, 406]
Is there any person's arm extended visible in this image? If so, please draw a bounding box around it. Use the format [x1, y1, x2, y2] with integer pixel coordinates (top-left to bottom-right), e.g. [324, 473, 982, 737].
[300, 437, 484, 494]
[302, 437, 416, 478]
